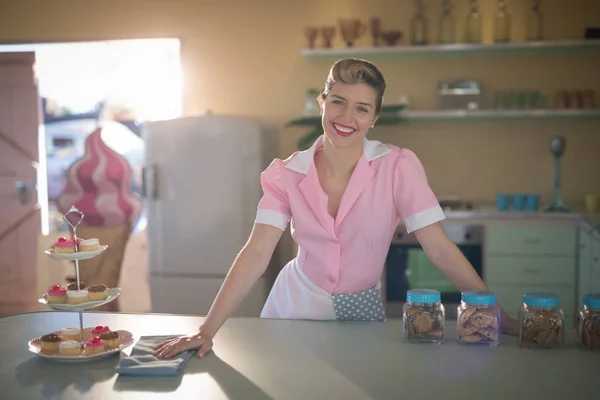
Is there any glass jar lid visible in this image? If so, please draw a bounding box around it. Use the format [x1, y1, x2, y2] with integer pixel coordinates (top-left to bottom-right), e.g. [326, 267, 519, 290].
[523, 292, 559, 308]
[407, 289, 440, 304]
[583, 293, 600, 309]
[462, 290, 496, 305]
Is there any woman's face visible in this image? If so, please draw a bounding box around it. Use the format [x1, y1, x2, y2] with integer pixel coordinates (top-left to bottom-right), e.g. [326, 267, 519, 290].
[319, 82, 379, 150]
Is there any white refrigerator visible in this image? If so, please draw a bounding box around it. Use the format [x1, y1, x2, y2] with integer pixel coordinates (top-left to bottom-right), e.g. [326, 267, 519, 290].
[143, 115, 270, 316]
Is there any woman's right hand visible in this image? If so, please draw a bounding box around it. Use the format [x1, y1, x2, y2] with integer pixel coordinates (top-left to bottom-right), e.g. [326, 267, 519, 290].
[153, 331, 213, 359]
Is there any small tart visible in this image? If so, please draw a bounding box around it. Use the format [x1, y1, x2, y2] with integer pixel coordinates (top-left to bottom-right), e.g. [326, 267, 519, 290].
[66, 290, 89, 305]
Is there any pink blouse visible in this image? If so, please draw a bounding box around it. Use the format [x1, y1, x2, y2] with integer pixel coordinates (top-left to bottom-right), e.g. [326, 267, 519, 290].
[255, 136, 445, 295]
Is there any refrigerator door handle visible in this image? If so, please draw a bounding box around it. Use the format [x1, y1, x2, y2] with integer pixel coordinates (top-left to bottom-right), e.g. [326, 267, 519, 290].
[142, 164, 158, 199]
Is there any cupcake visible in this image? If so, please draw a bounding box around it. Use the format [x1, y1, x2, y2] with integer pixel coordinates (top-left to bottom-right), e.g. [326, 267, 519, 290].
[67, 290, 89, 305]
[53, 237, 83, 254]
[79, 238, 101, 252]
[40, 333, 62, 352]
[46, 285, 67, 304]
[88, 284, 109, 301]
[99, 331, 120, 348]
[85, 337, 105, 354]
[60, 327, 81, 341]
[91, 325, 110, 336]
[67, 281, 86, 291]
[59, 340, 81, 356]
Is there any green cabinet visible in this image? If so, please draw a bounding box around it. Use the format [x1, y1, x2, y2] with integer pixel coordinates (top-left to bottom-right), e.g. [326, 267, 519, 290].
[578, 227, 600, 308]
[484, 224, 578, 327]
[485, 225, 577, 256]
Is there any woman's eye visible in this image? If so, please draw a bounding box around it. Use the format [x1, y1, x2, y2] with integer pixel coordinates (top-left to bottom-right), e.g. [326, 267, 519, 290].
[332, 100, 343, 105]
[358, 107, 368, 113]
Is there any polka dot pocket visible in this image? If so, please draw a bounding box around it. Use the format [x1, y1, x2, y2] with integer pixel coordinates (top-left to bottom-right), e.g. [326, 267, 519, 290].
[332, 287, 386, 322]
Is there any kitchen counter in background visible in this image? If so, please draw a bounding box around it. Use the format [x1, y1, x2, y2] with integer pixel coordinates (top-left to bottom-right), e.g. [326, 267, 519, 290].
[441, 206, 600, 231]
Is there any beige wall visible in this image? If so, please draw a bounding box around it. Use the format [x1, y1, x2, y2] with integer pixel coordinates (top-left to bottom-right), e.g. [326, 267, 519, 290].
[2, 0, 599, 202]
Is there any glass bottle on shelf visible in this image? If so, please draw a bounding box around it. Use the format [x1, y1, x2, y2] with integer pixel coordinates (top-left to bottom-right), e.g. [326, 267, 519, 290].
[465, 0, 482, 43]
[527, 0, 543, 41]
[494, 0, 511, 43]
[439, 0, 455, 44]
[411, 0, 429, 45]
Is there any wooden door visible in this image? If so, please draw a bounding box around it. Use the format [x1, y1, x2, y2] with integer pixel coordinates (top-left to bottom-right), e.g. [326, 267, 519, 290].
[0, 52, 42, 317]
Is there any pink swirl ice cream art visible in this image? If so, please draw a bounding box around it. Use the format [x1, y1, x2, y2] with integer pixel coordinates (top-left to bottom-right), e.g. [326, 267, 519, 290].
[57, 127, 142, 227]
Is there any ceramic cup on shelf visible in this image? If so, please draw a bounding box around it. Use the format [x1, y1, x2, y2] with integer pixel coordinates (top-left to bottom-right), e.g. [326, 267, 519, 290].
[526, 194, 540, 212]
[496, 194, 510, 211]
[513, 194, 526, 211]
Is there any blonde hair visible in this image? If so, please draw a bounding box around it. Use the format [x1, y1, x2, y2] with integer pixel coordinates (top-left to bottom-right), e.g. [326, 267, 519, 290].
[321, 58, 386, 114]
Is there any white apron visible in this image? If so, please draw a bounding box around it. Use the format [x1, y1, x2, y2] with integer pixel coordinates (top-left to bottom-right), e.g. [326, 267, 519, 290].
[260, 258, 386, 322]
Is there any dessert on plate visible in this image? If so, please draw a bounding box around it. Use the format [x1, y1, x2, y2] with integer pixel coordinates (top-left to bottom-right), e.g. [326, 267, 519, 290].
[53, 237, 83, 254]
[46, 285, 67, 304]
[67, 281, 86, 291]
[40, 333, 62, 352]
[91, 325, 110, 336]
[99, 331, 120, 348]
[60, 327, 81, 341]
[67, 289, 89, 305]
[79, 238, 102, 252]
[88, 284, 109, 301]
[59, 340, 81, 356]
[85, 337, 105, 354]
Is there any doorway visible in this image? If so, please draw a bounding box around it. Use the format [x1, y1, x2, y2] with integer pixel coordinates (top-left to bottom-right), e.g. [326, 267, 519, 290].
[0, 38, 182, 314]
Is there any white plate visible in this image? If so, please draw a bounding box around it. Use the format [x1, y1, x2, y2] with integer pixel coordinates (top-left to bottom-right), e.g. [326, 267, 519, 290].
[44, 245, 108, 261]
[28, 328, 134, 363]
[38, 288, 121, 311]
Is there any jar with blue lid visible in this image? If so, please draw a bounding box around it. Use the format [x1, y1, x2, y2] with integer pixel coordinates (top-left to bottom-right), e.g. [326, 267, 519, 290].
[519, 292, 564, 348]
[457, 290, 500, 346]
[577, 293, 600, 350]
[402, 289, 445, 344]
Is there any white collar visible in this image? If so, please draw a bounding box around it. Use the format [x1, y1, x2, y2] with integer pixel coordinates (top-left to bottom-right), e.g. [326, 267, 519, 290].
[284, 135, 391, 174]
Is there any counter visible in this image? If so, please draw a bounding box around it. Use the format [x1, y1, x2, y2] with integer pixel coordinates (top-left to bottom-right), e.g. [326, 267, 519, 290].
[442, 207, 600, 230]
[2, 311, 596, 400]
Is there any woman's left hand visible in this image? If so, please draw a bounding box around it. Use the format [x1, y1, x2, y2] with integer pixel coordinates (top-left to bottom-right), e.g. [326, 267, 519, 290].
[501, 314, 520, 335]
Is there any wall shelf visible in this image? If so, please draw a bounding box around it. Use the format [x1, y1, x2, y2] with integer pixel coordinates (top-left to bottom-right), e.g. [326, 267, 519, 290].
[300, 39, 600, 60]
[291, 109, 600, 125]
[402, 109, 600, 121]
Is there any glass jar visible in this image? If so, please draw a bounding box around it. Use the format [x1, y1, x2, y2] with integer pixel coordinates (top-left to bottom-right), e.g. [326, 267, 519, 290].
[519, 292, 564, 348]
[577, 293, 600, 350]
[457, 290, 500, 346]
[403, 289, 445, 344]
[304, 89, 320, 115]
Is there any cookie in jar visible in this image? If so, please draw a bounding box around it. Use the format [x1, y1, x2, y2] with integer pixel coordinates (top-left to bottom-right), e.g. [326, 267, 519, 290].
[457, 290, 500, 346]
[577, 293, 600, 350]
[519, 293, 565, 349]
[402, 289, 445, 344]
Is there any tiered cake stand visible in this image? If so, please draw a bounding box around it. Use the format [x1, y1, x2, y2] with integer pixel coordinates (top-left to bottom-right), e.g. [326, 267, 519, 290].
[28, 205, 134, 362]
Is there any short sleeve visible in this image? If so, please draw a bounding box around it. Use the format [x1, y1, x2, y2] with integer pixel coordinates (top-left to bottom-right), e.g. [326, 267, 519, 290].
[393, 149, 445, 233]
[254, 159, 292, 231]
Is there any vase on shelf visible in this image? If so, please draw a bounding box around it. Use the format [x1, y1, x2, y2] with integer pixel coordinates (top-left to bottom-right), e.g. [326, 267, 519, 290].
[438, 0, 455, 44]
[527, 0, 543, 41]
[465, 0, 482, 43]
[410, 0, 429, 45]
[494, 0, 511, 43]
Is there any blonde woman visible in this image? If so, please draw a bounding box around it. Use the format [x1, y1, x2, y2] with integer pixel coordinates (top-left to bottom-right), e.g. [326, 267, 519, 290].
[154, 58, 518, 359]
